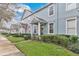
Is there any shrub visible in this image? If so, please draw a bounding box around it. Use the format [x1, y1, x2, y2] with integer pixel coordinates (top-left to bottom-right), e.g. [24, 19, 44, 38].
[49, 35, 59, 44]
[1, 32, 8, 35]
[70, 35, 78, 43]
[68, 42, 79, 54]
[6, 33, 31, 40]
[22, 34, 31, 40]
[58, 34, 70, 38]
[40, 35, 69, 47]
[24, 35, 28, 40]
[57, 35, 69, 47]
[9, 33, 31, 38]
[31, 34, 39, 40]
[40, 35, 50, 42]
[50, 35, 69, 47]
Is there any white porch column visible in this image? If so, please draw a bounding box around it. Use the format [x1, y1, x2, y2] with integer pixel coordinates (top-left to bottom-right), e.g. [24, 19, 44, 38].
[38, 22, 41, 36]
[31, 24, 33, 38]
[48, 23, 50, 34]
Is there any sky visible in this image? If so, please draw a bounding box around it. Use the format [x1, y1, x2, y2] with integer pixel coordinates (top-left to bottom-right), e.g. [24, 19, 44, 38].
[15, 3, 46, 21]
[23, 3, 46, 12]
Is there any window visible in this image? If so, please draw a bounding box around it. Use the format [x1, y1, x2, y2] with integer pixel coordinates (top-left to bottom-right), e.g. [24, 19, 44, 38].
[49, 23, 53, 33]
[67, 19, 76, 35]
[49, 6, 53, 15]
[66, 3, 76, 11]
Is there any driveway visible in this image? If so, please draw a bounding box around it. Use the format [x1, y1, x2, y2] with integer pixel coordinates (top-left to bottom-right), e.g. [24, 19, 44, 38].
[0, 35, 24, 56]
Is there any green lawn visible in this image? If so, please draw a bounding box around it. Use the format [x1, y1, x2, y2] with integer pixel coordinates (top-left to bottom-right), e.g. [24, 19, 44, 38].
[7, 36, 77, 56]
[7, 36, 25, 43]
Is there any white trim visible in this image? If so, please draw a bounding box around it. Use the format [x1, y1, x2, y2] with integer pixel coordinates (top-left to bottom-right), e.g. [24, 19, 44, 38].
[31, 24, 33, 38]
[48, 23, 50, 34]
[66, 17, 77, 35]
[38, 22, 41, 36]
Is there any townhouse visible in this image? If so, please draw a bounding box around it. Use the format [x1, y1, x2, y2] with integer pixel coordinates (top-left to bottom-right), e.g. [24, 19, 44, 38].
[21, 3, 79, 36]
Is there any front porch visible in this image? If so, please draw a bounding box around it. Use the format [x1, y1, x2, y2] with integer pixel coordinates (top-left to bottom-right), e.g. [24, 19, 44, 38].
[31, 16, 47, 36]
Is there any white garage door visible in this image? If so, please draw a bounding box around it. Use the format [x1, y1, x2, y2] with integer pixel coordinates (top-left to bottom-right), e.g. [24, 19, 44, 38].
[67, 19, 76, 35]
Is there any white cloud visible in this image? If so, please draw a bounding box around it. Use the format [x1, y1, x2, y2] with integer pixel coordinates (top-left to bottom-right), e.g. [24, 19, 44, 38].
[17, 4, 31, 13]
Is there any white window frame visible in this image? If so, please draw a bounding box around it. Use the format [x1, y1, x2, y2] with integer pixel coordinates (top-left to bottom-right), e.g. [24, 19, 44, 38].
[66, 17, 77, 35]
[48, 5, 54, 16]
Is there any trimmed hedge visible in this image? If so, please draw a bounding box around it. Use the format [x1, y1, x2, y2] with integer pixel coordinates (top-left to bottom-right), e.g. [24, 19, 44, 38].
[58, 34, 70, 38]
[2, 33, 31, 40]
[67, 42, 79, 54]
[1, 32, 9, 35]
[40, 35, 69, 47]
[40, 34, 78, 47]
[9, 33, 31, 37]
[23, 34, 31, 40]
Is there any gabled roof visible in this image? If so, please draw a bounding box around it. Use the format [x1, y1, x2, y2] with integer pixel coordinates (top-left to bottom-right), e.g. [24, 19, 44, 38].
[23, 3, 53, 20]
[21, 3, 54, 24]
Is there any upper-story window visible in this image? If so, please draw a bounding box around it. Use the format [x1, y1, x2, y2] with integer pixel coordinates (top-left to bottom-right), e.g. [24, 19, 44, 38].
[66, 3, 76, 11]
[49, 6, 53, 16]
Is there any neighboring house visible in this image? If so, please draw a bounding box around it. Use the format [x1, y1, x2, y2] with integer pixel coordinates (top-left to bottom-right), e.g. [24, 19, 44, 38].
[9, 7, 32, 34]
[19, 9, 32, 34]
[21, 3, 79, 36]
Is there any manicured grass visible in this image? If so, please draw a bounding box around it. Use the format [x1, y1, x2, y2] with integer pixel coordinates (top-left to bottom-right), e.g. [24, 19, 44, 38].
[7, 36, 25, 43]
[7, 36, 77, 56]
[15, 40, 77, 56]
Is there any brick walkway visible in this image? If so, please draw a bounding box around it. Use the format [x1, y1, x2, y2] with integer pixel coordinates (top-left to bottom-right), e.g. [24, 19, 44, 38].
[0, 36, 24, 56]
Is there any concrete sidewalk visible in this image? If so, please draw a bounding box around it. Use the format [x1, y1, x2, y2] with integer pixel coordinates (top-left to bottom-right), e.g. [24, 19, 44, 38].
[0, 36, 24, 56]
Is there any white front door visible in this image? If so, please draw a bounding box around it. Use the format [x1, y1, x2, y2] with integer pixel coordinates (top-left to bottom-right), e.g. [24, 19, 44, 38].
[66, 18, 77, 35]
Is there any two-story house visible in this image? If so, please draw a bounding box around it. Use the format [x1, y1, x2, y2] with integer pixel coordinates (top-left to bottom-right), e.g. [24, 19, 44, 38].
[22, 3, 79, 36]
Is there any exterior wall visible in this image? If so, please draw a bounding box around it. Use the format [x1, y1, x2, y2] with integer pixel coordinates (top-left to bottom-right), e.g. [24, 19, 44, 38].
[65, 3, 78, 35]
[34, 3, 79, 35]
[77, 17, 79, 36]
[76, 4, 79, 36]
[57, 3, 66, 34]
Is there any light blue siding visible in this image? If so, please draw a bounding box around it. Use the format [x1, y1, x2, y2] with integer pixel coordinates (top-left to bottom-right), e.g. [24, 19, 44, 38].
[23, 3, 79, 36]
